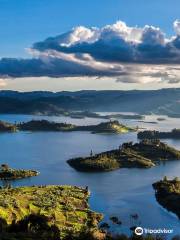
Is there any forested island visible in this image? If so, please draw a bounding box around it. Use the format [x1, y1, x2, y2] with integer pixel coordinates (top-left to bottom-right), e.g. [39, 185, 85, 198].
[17, 120, 135, 134]
[0, 185, 105, 240]
[67, 140, 180, 172]
[0, 164, 39, 180]
[153, 177, 180, 219]
[138, 129, 180, 140]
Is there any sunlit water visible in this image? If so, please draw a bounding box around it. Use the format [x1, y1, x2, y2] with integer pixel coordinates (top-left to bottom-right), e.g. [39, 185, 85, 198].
[0, 114, 179, 238]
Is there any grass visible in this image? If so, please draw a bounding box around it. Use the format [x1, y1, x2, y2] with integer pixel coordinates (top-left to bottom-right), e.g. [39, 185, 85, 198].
[0, 185, 103, 239]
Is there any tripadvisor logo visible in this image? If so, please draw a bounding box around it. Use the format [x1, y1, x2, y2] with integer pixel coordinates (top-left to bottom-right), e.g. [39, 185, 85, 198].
[135, 227, 174, 236]
[135, 227, 143, 236]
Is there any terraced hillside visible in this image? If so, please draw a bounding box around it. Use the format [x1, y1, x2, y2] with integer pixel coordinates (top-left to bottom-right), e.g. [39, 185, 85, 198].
[0, 185, 104, 240]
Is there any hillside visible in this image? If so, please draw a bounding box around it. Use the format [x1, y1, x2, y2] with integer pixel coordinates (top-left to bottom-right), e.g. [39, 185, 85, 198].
[153, 178, 180, 218]
[0, 185, 104, 240]
[0, 89, 179, 117]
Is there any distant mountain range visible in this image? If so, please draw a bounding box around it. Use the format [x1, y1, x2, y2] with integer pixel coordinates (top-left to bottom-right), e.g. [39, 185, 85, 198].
[0, 88, 179, 117]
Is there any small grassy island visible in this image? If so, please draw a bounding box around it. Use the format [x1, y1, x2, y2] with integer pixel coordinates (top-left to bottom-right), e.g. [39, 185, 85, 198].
[67, 140, 180, 172]
[18, 120, 135, 134]
[0, 185, 104, 240]
[138, 129, 180, 140]
[153, 177, 180, 219]
[0, 164, 39, 180]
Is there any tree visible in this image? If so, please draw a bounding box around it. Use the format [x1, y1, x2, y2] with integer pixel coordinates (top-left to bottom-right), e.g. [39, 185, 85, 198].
[174, 177, 180, 182]
[90, 150, 93, 157]
[1, 164, 9, 171]
[163, 176, 168, 181]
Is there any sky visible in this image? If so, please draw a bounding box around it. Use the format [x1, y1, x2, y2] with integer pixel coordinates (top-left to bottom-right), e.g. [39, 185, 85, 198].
[0, 0, 180, 91]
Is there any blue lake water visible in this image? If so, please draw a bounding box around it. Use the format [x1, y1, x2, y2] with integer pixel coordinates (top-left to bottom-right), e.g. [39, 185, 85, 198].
[0, 114, 179, 238]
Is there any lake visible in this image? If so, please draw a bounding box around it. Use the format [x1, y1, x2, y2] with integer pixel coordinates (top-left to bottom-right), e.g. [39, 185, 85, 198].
[0, 113, 179, 238]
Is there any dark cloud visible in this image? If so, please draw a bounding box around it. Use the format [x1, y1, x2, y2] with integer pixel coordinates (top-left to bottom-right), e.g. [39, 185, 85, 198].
[0, 56, 127, 78]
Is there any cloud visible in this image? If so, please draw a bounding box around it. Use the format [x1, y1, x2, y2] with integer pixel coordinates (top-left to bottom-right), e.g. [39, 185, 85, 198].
[0, 79, 7, 88]
[32, 20, 180, 64]
[174, 20, 180, 35]
[1, 20, 180, 85]
[116, 65, 180, 84]
[0, 54, 127, 78]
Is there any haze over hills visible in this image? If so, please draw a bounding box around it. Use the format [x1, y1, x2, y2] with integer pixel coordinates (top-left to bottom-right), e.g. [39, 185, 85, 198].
[0, 88, 179, 117]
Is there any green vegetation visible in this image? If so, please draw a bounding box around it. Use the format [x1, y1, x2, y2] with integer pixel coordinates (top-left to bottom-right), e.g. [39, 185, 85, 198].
[0, 185, 104, 240]
[67, 140, 180, 172]
[127, 139, 180, 161]
[0, 121, 17, 132]
[153, 177, 180, 218]
[0, 119, 135, 134]
[0, 164, 39, 180]
[138, 129, 180, 140]
[18, 120, 135, 134]
[18, 120, 75, 132]
[78, 121, 135, 134]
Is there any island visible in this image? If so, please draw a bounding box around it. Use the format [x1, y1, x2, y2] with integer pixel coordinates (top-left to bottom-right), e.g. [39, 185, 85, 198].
[102, 113, 144, 120]
[0, 185, 104, 240]
[68, 111, 144, 120]
[0, 120, 17, 132]
[18, 120, 75, 132]
[137, 120, 158, 124]
[67, 111, 103, 119]
[157, 117, 166, 121]
[0, 164, 39, 180]
[18, 120, 136, 134]
[67, 140, 180, 172]
[138, 129, 180, 140]
[153, 177, 180, 219]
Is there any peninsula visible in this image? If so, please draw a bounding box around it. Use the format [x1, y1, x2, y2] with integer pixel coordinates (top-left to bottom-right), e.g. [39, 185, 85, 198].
[138, 129, 180, 140]
[0, 164, 39, 180]
[0, 185, 104, 240]
[67, 140, 180, 172]
[153, 177, 180, 219]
